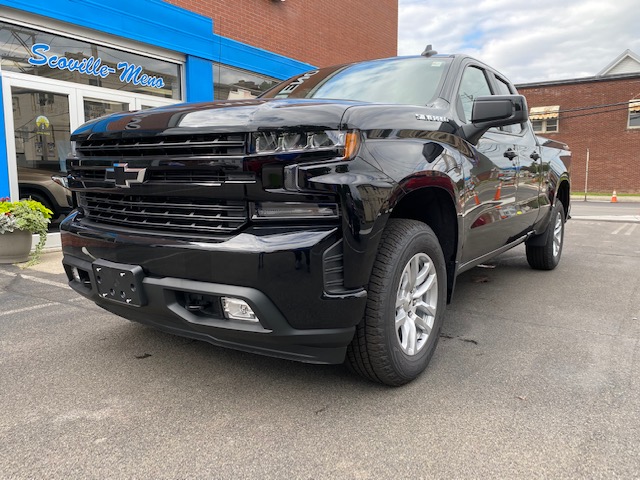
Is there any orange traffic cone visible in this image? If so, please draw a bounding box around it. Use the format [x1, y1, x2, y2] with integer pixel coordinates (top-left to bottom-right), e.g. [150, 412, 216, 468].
[493, 181, 502, 201]
[474, 190, 481, 205]
[611, 190, 618, 203]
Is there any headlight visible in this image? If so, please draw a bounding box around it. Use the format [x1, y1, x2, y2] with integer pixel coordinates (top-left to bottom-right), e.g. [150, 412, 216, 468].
[51, 175, 69, 189]
[253, 130, 359, 159]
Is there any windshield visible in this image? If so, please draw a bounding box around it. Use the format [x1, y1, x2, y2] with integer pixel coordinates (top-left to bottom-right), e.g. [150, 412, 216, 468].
[261, 57, 451, 106]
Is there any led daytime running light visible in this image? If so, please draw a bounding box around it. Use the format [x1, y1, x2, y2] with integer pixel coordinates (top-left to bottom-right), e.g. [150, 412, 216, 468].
[254, 130, 359, 159]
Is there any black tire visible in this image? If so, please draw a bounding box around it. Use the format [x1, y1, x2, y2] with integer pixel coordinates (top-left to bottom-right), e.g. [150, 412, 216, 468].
[526, 199, 565, 270]
[346, 219, 447, 386]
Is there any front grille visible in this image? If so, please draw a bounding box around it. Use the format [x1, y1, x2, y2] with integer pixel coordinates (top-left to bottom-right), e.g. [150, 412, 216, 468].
[79, 192, 248, 235]
[76, 133, 247, 158]
[147, 169, 227, 183]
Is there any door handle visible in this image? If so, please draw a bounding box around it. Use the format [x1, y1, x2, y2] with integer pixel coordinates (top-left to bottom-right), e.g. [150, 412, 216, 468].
[504, 149, 517, 160]
[530, 152, 540, 161]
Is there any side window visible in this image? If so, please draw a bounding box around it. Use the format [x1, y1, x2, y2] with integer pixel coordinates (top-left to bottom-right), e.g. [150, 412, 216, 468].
[494, 76, 523, 134]
[628, 100, 640, 129]
[458, 66, 492, 123]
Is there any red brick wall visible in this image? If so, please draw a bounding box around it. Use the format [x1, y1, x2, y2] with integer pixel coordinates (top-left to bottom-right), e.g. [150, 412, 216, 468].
[166, 0, 398, 68]
[519, 77, 640, 194]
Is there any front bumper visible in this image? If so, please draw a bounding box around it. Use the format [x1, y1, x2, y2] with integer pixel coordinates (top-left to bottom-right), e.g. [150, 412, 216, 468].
[61, 215, 367, 364]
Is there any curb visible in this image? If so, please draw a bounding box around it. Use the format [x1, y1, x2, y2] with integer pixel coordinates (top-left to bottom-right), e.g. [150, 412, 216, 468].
[570, 215, 640, 224]
[571, 196, 640, 203]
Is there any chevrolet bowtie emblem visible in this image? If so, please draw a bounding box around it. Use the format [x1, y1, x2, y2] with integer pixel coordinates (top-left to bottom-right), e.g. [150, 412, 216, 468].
[105, 164, 146, 188]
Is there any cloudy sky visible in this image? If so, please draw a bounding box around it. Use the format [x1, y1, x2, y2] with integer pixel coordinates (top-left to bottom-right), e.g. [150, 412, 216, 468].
[398, 0, 640, 84]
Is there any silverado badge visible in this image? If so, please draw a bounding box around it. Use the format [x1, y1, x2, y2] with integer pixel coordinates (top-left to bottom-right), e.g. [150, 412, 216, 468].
[415, 114, 449, 122]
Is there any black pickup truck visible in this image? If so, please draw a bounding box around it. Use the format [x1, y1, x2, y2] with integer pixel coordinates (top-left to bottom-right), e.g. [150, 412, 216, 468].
[61, 50, 570, 386]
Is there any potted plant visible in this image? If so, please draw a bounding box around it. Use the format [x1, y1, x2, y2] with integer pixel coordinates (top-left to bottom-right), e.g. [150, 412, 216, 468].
[0, 197, 52, 265]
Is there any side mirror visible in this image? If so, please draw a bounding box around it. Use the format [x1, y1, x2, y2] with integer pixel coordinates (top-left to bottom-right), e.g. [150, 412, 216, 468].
[462, 95, 529, 145]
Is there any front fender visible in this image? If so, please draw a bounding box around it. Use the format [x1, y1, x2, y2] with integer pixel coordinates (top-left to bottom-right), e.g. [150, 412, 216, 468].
[321, 157, 464, 289]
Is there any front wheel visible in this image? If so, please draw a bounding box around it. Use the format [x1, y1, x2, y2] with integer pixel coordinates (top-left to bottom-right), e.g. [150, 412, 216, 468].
[346, 219, 447, 386]
[526, 199, 565, 270]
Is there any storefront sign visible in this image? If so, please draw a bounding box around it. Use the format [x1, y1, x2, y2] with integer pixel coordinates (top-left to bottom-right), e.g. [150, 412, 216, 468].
[28, 43, 165, 89]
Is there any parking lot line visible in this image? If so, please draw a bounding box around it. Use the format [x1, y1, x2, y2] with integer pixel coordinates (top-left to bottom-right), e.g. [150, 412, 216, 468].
[0, 270, 69, 290]
[625, 224, 638, 236]
[0, 302, 57, 317]
[611, 223, 630, 235]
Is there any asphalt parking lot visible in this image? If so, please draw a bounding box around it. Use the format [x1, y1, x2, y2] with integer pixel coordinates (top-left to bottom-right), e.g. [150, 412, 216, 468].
[1, 202, 639, 479]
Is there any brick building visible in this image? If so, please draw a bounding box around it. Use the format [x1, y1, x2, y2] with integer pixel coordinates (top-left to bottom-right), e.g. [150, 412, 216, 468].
[517, 50, 640, 194]
[166, 0, 398, 68]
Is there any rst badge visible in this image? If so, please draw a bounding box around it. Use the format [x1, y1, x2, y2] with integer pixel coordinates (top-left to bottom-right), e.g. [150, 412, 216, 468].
[105, 164, 146, 188]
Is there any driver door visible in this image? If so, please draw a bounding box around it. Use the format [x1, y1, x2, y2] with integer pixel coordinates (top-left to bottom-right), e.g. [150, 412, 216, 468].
[456, 65, 519, 264]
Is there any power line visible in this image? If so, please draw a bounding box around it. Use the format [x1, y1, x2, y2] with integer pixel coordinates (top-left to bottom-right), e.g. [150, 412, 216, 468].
[560, 104, 636, 120]
[557, 100, 637, 114]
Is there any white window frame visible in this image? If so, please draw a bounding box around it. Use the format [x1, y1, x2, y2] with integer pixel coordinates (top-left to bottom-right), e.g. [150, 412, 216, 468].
[628, 100, 640, 129]
[530, 106, 559, 133]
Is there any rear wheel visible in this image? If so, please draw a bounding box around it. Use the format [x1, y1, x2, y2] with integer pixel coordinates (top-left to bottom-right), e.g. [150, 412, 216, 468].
[346, 219, 447, 386]
[526, 199, 565, 270]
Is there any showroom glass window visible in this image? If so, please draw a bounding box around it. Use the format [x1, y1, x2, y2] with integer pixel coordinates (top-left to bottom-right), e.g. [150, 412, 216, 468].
[0, 21, 182, 99]
[213, 63, 280, 100]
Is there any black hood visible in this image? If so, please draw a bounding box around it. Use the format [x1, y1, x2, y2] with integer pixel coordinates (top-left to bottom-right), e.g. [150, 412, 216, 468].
[71, 98, 365, 141]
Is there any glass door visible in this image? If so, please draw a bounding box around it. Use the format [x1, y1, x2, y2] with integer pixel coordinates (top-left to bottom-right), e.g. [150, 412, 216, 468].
[12, 87, 71, 173]
[77, 88, 135, 123]
[10, 85, 74, 228]
[83, 97, 131, 122]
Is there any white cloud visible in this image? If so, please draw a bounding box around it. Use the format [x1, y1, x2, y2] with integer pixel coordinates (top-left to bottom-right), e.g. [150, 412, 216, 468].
[398, 0, 640, 83]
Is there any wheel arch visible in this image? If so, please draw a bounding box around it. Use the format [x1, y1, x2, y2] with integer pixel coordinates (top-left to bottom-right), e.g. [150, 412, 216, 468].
[18, 183, 57, 210]
[388, 182, 460, 302]
[555, 177, 570, 219]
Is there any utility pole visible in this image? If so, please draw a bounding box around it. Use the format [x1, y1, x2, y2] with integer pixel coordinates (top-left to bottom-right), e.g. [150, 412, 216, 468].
[583, 148, 590, 202]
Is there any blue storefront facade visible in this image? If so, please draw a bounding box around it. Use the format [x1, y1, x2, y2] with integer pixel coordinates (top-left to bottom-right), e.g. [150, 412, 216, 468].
[0, 0, 313, 201]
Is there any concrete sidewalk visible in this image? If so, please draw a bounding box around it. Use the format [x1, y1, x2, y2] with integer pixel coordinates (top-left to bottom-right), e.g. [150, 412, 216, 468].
[9, 250, 65, 275]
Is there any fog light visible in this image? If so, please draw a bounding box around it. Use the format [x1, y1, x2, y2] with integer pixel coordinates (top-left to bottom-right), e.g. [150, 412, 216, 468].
[221, 297, 258, 322]
[71, 267, 81, 282]
[253, 202, 338, 220]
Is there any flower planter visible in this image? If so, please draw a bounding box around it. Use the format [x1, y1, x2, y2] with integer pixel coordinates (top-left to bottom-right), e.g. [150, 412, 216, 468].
[0, 229, 32, 264]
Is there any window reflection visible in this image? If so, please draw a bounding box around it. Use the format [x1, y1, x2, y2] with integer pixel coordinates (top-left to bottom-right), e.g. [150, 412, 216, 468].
[83, 98, 129, 122]
[12, 87, 70, 173]
[213, 63, 280, 100]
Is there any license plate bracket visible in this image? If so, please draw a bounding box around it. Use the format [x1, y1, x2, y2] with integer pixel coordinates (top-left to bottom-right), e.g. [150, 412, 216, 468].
[92, 260, 147, 307]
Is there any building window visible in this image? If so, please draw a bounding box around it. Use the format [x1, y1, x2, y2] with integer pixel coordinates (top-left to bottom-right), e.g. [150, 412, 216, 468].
[213, 63, 280, 100]
[530, 106, 559, 133]
[0, 21, 182, 99]
[629, 100, 640, 129]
